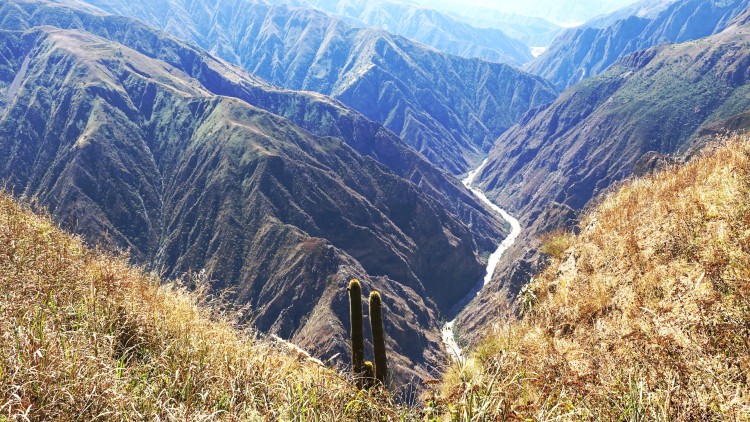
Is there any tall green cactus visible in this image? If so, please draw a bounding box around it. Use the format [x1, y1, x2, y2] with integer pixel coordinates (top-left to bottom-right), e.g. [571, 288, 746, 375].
[369, 291, 388, 386]
[348, 279, 365, 388]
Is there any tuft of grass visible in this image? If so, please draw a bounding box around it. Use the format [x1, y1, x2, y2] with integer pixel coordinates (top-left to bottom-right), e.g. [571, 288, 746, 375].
[0, 192, 413, 420]
[432, 135, 750, 420]
[539, 229, 574, 260]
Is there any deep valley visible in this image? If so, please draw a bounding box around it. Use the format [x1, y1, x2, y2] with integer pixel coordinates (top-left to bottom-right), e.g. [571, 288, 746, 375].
[1, 0, 749, 419]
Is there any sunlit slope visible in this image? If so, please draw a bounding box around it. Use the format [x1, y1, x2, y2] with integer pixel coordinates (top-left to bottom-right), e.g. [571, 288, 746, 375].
[434, 136, 750, 420]
[0, 192, 412, 420]
[526, 0, 748, 90]
[56, 0, 558, 174]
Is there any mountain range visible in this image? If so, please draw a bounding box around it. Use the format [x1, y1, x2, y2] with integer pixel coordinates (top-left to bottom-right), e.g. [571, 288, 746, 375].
[2, 0, 750, 415]
[527, 0, 750, 90]
[58, 0, 558, 175]
[284, 0, 534, 65]
[0, 0, 514, 384]
[481, 5, 750, 223]
[443, 3, 750, 346]
[412, 0, 637, 27]
[401, 2, 563, 48]
[4, 0, 750, 396]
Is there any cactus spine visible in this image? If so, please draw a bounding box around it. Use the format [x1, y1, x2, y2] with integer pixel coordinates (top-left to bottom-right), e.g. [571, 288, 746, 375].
[369, 291, 388, 386]
[348, 279, 365, 388]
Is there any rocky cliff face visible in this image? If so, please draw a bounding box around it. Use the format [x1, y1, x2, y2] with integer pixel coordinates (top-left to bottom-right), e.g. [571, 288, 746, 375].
[0, 0, 509, 386]
[54, 0, 558, 175]
[526, 0, 750, 90]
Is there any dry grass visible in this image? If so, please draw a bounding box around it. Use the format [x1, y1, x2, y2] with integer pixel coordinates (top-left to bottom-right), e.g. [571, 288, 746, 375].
[432, 135, 750, 420]
[539, 229, 574, 261]
[0, 192, 413, 420]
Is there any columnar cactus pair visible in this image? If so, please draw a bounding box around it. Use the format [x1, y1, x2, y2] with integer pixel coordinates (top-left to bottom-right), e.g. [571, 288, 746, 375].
[348, 278, 388, 389]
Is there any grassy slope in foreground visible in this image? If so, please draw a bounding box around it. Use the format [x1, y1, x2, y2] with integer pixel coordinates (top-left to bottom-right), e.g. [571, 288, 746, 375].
[0, 193, 409, 420]
[434, 136, 750, 420]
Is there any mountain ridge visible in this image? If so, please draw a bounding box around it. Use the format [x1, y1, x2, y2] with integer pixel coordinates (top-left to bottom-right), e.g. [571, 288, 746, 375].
[58, 0, 558, 175]
[281, 0, 533, 65]
[526, 0, 750, 90]
[447, 4, 750, 348]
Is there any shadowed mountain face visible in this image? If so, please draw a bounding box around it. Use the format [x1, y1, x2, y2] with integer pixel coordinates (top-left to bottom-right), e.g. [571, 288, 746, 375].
[51, 0, 558, 175]
[527, 0, 750, 90]
[0, 0, 509, 385]
[280, 0, 533, 65]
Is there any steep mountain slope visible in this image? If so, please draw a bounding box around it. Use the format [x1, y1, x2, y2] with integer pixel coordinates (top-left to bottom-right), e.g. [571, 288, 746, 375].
[0, 191, 412, 419]
[480, 9, 750, 223]
[0, 0, 509, 384]
[460, 7, 750, 322]
[283, 0, 533, 65]
[433, 136, 750, 420]
[57, 0, 558, 175]
[527, 0, 750, 90]
[2, 0, 501, 225]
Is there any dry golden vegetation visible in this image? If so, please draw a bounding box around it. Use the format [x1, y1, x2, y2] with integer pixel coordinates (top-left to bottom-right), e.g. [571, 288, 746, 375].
[0, 193, 411, 420]
[434, 136, 750, 420]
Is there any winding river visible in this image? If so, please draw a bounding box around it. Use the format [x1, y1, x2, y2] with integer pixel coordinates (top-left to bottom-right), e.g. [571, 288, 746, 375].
[441, 159, 522, 362]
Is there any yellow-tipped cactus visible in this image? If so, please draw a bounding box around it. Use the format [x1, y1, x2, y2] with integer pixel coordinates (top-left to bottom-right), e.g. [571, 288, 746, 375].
[369, 291, 388, 387]
[363, 361, 375, 390]
[348, 279, 365, 388]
